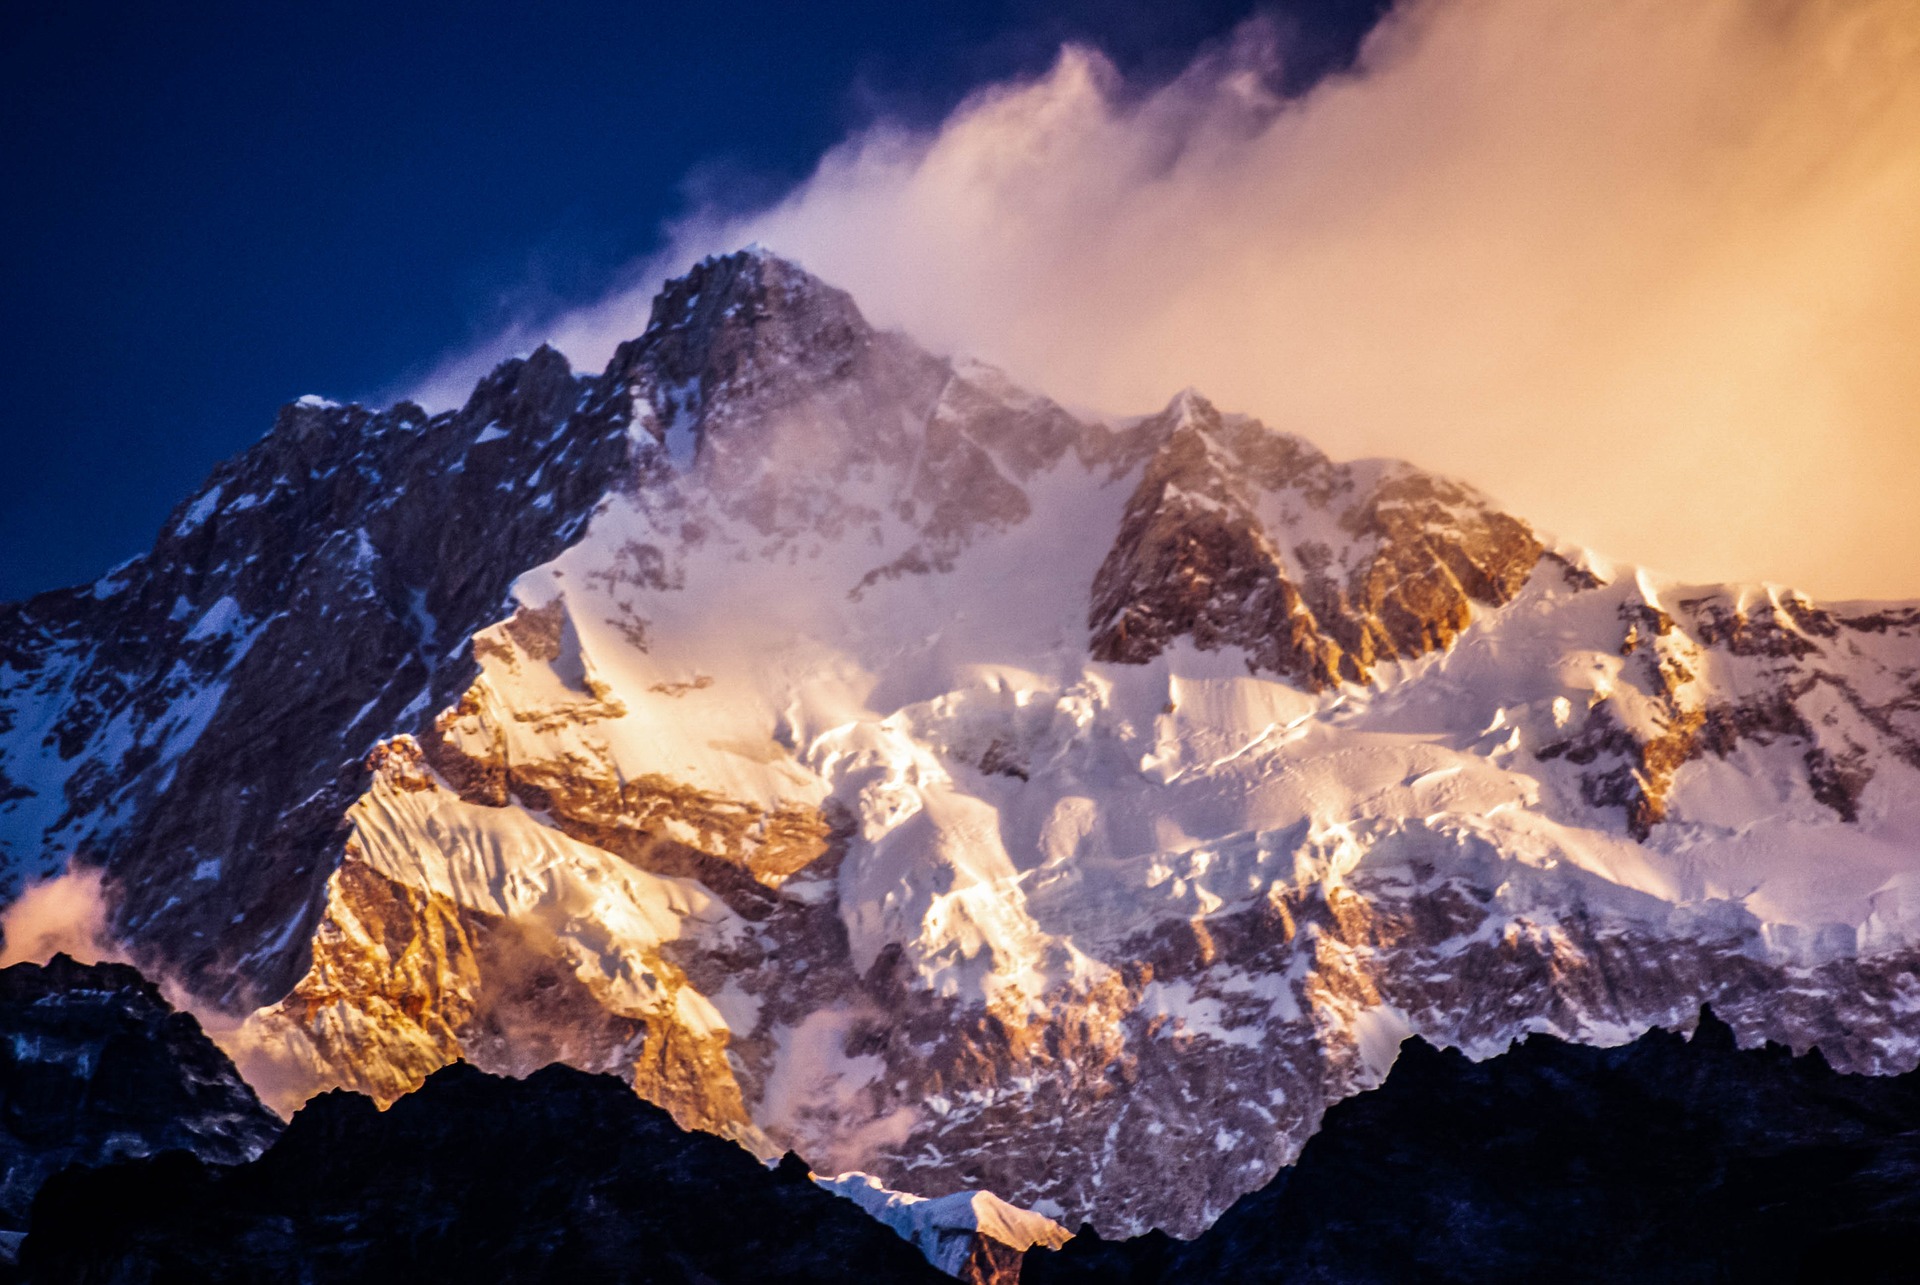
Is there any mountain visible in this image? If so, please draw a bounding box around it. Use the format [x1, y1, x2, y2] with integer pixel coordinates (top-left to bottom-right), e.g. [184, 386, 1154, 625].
[1023, 1008, 1920, 1283]
[5, 248, 1920, 1235]
[0, 955, 280, 1256]
[13, 1059, 949, 1284]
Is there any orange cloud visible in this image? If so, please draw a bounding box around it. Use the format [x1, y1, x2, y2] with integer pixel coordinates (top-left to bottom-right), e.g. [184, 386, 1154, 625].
[421, 0, 1920, 599]
[0, 867, 127, 967]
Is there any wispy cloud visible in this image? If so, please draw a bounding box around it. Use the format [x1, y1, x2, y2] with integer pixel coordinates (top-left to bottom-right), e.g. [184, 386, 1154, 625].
[0, 866, 304, 1113]
[0, 867, 127, 967]
[414, 0, 1920, 599]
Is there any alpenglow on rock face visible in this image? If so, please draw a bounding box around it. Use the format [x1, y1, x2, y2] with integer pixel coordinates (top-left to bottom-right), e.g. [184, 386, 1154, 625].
[5, 249, 1920, 1235]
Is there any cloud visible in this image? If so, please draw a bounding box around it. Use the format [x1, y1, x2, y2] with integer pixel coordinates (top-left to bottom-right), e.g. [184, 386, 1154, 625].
[416, 0, 1920, 600]
[0, 866, 319, 1115]
[0, 867, 128, 967]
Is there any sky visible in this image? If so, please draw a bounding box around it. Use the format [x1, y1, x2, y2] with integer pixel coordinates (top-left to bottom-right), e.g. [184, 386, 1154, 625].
[0, 0, 1380, 601]
[6, 1, 1918, 603]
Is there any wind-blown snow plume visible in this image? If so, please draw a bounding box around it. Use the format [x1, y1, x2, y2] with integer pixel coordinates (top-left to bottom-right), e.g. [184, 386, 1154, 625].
[416, 0, 1920, 599]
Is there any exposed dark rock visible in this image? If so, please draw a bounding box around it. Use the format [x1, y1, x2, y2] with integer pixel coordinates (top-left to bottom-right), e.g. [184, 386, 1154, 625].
[0, 346, 638, 1010]
[0, 955, 279, 1237]
[1533, 594, 1920, 837]
[1683, 591, 1836, 658]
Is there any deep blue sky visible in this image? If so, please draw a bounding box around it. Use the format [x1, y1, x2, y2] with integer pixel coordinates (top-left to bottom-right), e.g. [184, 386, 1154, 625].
[0, 1, 1385, 601]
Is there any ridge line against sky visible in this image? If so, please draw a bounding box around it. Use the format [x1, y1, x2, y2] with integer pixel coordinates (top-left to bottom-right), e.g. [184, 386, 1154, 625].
[6, 0, 1918, 601]
[1, 0, 1377, 603]
[409, 0, 1920, 602]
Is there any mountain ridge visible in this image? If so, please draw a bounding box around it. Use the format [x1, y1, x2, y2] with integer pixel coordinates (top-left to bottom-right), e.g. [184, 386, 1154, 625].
[0, 953, 280, 1247]
[1025, 1005, 1920, 1283]
[14, 1056, 952, 1284]
[12, 961, 1918, 1282]
[5, 248, 1920, 1235]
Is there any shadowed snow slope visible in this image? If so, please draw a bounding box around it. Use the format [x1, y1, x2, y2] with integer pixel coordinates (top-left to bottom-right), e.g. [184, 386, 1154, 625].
[5, 250, 1920, 1234]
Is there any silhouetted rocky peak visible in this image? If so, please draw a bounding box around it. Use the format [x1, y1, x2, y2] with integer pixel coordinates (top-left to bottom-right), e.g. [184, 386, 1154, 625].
[456, 341, 579, 433]
[15, 1059, 949, 1284]
[0, 955, 279, 1242]
[638, 247, 869, 375]
[1025, 1007, 1920, 1283]
[603, 248, 947, 494]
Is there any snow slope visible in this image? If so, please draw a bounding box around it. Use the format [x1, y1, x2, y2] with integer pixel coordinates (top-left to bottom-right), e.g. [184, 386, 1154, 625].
[819, 1170, 1070, 1280]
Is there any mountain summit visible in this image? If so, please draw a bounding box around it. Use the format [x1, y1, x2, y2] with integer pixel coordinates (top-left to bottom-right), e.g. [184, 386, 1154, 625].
[4, 250, 1920, 1234]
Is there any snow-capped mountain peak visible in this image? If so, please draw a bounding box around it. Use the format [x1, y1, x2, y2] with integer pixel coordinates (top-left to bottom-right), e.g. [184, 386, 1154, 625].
[5, 249, 1920, 1236]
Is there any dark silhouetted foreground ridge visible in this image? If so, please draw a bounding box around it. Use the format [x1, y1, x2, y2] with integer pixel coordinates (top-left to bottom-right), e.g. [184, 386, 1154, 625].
[0, 955, 278, 1245]
[1025, 1009, 1920, 1284]
[15, 1057, 946, 1284]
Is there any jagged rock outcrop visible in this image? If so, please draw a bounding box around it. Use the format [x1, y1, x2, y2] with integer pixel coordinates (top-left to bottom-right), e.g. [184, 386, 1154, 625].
[1089, 390, 1542, 688]
[1531, 587, 1911, 839]
[1024, 1008, 1920, 1283]
[231, 734, 770, 1150]
[0, 342, 636, 1009]
[12, 1061, 949, 1284]
[0, 955, 279, 1248]
[7, 249, 1920, 1237]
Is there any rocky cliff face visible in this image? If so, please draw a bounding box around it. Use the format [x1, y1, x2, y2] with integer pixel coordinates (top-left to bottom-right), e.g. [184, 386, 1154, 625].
[0, 342, 633, 1009]
[1088, 390, 1541, 689]
[0, 955, 280, 1241]
[13, 1060, 949, 1284]
[1024, 1008, 1920, 1283]
[6, 249, 1920, 1237]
